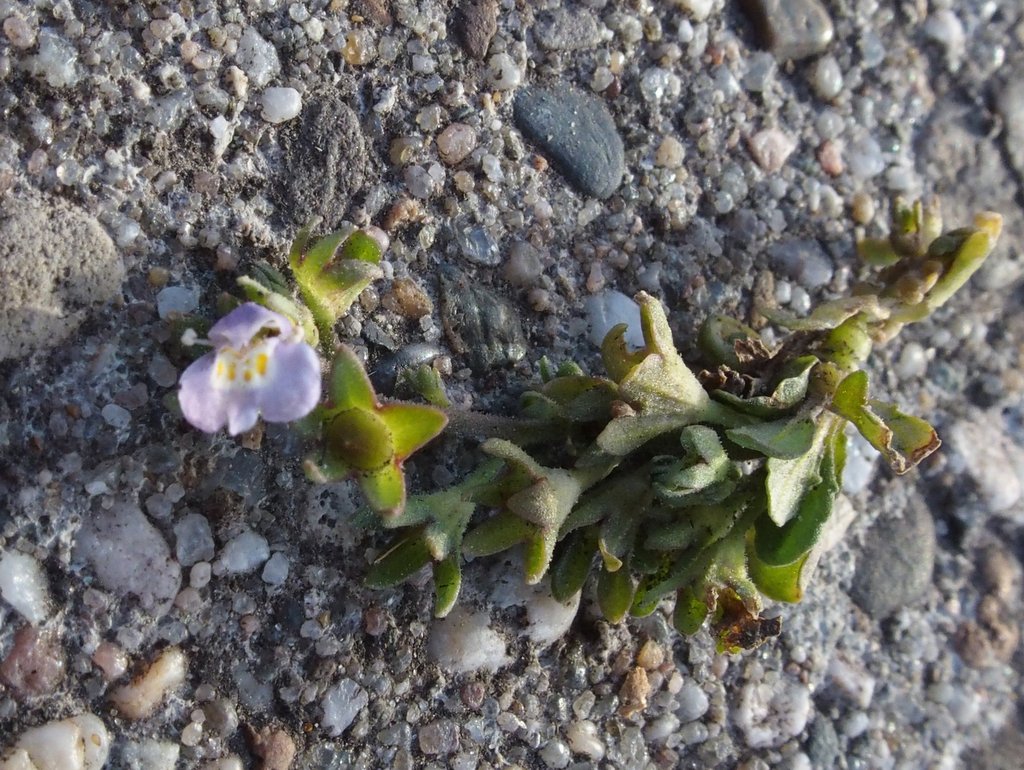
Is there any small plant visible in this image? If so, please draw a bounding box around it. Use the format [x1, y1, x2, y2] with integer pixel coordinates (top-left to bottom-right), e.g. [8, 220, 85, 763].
[174, 200, 1002, 652]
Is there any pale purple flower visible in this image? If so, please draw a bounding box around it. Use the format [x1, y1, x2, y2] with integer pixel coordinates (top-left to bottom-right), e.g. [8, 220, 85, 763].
[178, 303, 321, 435]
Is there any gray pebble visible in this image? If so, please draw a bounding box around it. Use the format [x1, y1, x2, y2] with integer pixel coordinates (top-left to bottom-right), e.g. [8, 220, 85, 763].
[513, 84, 625, 199]
[739, 0, 834, 61]
[273, 95, 367, 228]
[174, 513, 215, 567]
[534, 9, 605, 52]
[849, 494, 935, 620]
[768, 239, 834, 288]
[439, 266, 527, 373]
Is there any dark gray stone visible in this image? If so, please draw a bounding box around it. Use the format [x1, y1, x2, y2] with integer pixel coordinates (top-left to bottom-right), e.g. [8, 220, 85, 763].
[768, 239, 834, 288]
[439, 266, 527, 373]
[739, 0, 834, 61]
[534, 9, 605, 52]
[850, 494, 936, 620]
[996, 71, 1024, 177]
[451, 0, 498, 60]
[274, 94, 367, 228]
[513, 85, 625, 200]
[805, 716, 841, 769]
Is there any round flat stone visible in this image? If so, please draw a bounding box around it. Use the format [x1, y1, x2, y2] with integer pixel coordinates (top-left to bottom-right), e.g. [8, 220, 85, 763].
[513, 84, 625, 200]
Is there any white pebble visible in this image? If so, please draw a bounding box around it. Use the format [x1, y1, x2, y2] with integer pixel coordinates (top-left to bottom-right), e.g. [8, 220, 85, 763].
[261, 552, 289, 585]
[895, 341, 928, 379]
[15, 720, 83, 770]
[214, 530, 270, 575]
[109, 647, 187, 720]
[676, 683, 709, 722]
[566, 720, 605, 760]
[321, 679, 368, 737]
[427, 608, 511, 674]
[585, 290, 644, 349]
[0, 549, 50, 625]
[488, 52, 521, 90]
[260, 87, 302, 123]
[156, 285, 199, 319]
[734, 679, 811, 749]
[748, 128, 797, 173]
[119, 740, 179, 770]
[810, 55, 843, 100]
[234, 27, 279, 88]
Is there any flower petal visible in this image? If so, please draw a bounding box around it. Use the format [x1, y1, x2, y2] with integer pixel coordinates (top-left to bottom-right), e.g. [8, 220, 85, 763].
[178, 353, 231, 432]
[225, 392, 262, 435]
[256, 340, 322, 423]
[208, 302, 294, 349]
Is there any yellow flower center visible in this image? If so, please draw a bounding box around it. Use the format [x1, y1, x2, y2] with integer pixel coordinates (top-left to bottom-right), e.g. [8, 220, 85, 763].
[213, 345, 272, 388]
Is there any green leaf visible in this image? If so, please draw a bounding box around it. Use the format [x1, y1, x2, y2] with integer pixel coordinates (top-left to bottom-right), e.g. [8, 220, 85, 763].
[379, 402, 448, 459]
[560, 470, 652, 537]
[338, 230, 383, 263]
[748, 551, 809, 603]
[601, 323, 646, 382]
[593, 413, 692, 458]
[765, 415, 835, 527]
[365, 533, 432, 588]
[463, 512, 535, 557]
[857, 237, 901, 266]
[830, 370, 940, 474]
[727, 417, 816, 459]
[359, 462, 406, 517]
[755, 428, 846, 566]
[432, 555, 461, 618]
[550, 528, 597, 601]
[524, 531, 558, 584]
[324, 407, 393, 471]
[673, 586, 709, 635]
[597, 566, 635, 623]
[397, 364, 451, 408]
[328, 345, 377, 410]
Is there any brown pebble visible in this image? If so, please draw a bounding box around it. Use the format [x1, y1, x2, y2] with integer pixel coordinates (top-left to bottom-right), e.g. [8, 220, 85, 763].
[452, 0, 498, 60]
[617, 666, 650, 718]
[384, 277, 433, 318]
[383, 197, 424, 231]
[460, 680, 486, 709]
[817, 140, 844, 176]
[978, 545, 1021, 603]
[248, 726, 297, 770]
[636, 639, 665, 670]
[0, 626, 65, 697]
[363, 606, 388, 636]
[352, 0, 392, 26]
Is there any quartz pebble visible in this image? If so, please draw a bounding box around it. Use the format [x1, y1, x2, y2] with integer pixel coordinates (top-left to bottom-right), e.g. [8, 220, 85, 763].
[156, 286, 199, 319]
[120, 740, 179, 770]
[748, 128, 797, 172]
[110, 647, 187, 720]
[419, 719, 459, 756]
[427, 608, 511, 673]
[261, 87, 302, 123]
[0, 626, 65, 697]
[261, 552, 290, 585]
[735, 678, 812, 748]
[0, 550, 50, 625]
[321, 679, 368, 737]
[174, 514, 215, 567]
[566, 720, 605, 760]
[235, 27, 279, 88]
[585, 290, 644, 349]
[74, 502, 181, 615]
[436, 123, 477, 165]
[810, 55, 843, 99]
[12, 713, 109, 770]
[214, 530, 270, 575]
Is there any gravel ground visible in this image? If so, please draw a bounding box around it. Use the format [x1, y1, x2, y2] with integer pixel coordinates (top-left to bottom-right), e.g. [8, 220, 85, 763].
[1, 1, 1023, 768]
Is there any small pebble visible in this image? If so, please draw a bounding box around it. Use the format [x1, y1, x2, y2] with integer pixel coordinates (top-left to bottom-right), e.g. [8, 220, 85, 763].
[261, 87, 302, 124]
[110, 647, 187, 720]
[437, 123, 477, 165]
